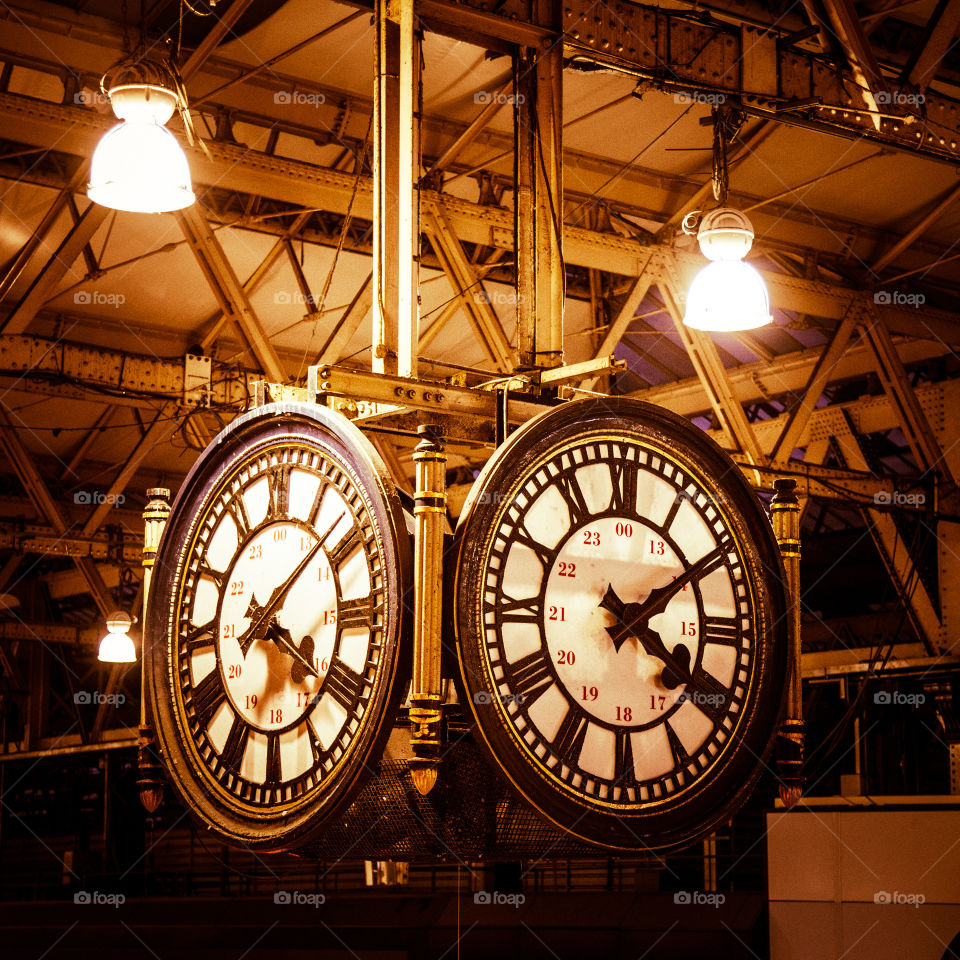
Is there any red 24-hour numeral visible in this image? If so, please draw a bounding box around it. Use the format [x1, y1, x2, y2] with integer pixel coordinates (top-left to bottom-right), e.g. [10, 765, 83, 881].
[558, 561, 576, 578]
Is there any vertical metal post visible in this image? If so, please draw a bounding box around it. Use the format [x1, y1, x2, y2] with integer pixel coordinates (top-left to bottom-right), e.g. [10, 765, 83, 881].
[409, 425, 446, 794]
[373, 0, 419, 379]
[138, 487, 170, 813]
[771, 478, 804, 807]
[514, 13, 564, 370]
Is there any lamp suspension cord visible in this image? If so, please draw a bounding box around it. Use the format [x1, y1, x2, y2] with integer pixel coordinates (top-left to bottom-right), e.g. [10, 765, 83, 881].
[711, 106, 728, 205]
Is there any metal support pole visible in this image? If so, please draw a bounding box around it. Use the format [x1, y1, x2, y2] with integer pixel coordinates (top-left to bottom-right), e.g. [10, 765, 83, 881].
[771, 478, 804, 807]
[514, 17, 564, 370]
[373, 0, 419, 379]
[137, 487, 170, 813]
[409, 425, 446, 794]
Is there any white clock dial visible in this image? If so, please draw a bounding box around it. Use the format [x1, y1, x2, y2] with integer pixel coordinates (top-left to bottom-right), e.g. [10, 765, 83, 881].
[453, 399, 788, 850]
[147, 404, 410, 851]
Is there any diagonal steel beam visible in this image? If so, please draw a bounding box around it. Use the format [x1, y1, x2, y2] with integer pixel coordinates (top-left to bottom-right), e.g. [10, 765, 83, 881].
[658, 273, 763, 470]
[0, 405, 114, 615]
[197, 210, 311, 350]
[2, 201, 109, 335]
[314, 273, 373, 365]
[858, 305, 950, 479]
[178, 205, 286, 382]
[829, 409, 942, 652]
[770, 304, 861, 463]
[871, 179, 960, 275]
[425, 205, 515, 372]
[904, 0, 960, 92]
[80, 403, 181, 539]
[179, 0, 257, 81]
[0, 165, 88, 302]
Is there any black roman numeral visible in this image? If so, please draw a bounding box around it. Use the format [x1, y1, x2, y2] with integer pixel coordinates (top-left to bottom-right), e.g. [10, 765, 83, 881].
[226, 494, 250, 540]
[499, 596, 541, 623]
[555, 472, 590, 527]
[327, 527, 362, 569]
[509, 648, 553, 703]
[307, 477, 331, 527]
[339, 595, 374, 629]
[609, 456, 638, 515]
[219, 716, 249, 772]
[510, 523, 556, 569]
[183, 621, 216, 652]
[266, 463, 292, 521]
[190, 670, 226, 727]
[265, 733, 282, 785]
[702, 616, 742, 646]
[324, 655, 366, 711]
[614, 730, 636, 786]
[665, 721, 692, 772]
[198, 564, 224, 591]
[553, 707, 588, 761]
[662, 493, 684, 532]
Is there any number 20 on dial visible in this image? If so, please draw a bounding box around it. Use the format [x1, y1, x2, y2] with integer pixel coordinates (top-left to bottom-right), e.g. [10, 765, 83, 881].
[452, 399, 788, 851]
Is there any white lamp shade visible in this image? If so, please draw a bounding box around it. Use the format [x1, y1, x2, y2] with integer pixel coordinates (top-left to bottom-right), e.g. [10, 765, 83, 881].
[98, 609, 136, 662]
[98, 630, 136, 663]
[88, 120, 194, 213]
[683, 260, 773, 331]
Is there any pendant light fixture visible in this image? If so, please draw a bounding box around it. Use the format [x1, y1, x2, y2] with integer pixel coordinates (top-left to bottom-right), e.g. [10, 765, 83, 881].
[98, 610, 137, 663]
[88, 55, 198, 214]
[682, 108, 772, 332]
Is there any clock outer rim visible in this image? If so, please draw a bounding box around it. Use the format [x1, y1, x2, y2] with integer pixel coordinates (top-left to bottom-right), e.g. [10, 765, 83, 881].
[451, 397, 790, 852]
[145, 402, 412, 851]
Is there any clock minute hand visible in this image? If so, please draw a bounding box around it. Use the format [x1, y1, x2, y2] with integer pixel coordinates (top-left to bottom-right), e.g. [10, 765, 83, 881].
[238, 511, 346, 654]
[626, 543, 727, 630]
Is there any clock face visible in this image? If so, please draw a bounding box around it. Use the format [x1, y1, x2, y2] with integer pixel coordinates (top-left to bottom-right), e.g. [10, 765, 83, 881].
[147, 403, 410, 850]
[452, 398, 788, 850]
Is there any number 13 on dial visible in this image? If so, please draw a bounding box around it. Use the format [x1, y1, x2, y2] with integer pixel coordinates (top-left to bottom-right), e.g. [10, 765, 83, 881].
[452, 399, 789, 851]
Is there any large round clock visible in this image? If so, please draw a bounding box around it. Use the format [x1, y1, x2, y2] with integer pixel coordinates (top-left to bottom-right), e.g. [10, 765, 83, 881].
[451, 398, 788, 850]
[146, 402, 411, 850]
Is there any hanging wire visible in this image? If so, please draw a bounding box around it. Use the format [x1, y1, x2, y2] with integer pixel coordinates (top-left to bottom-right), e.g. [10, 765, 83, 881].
[710, 106, 747, 206]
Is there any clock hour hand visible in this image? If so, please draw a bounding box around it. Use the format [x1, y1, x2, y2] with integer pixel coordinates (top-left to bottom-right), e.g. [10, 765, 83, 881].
[599, 584, 633, 653]
[236, 511, 345, 653]
[264, 619, 319, 679]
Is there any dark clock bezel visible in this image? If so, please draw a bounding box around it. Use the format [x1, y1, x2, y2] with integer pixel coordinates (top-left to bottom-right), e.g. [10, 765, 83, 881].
[451, 397, 789, 852]
[146, 402, 411, 852]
